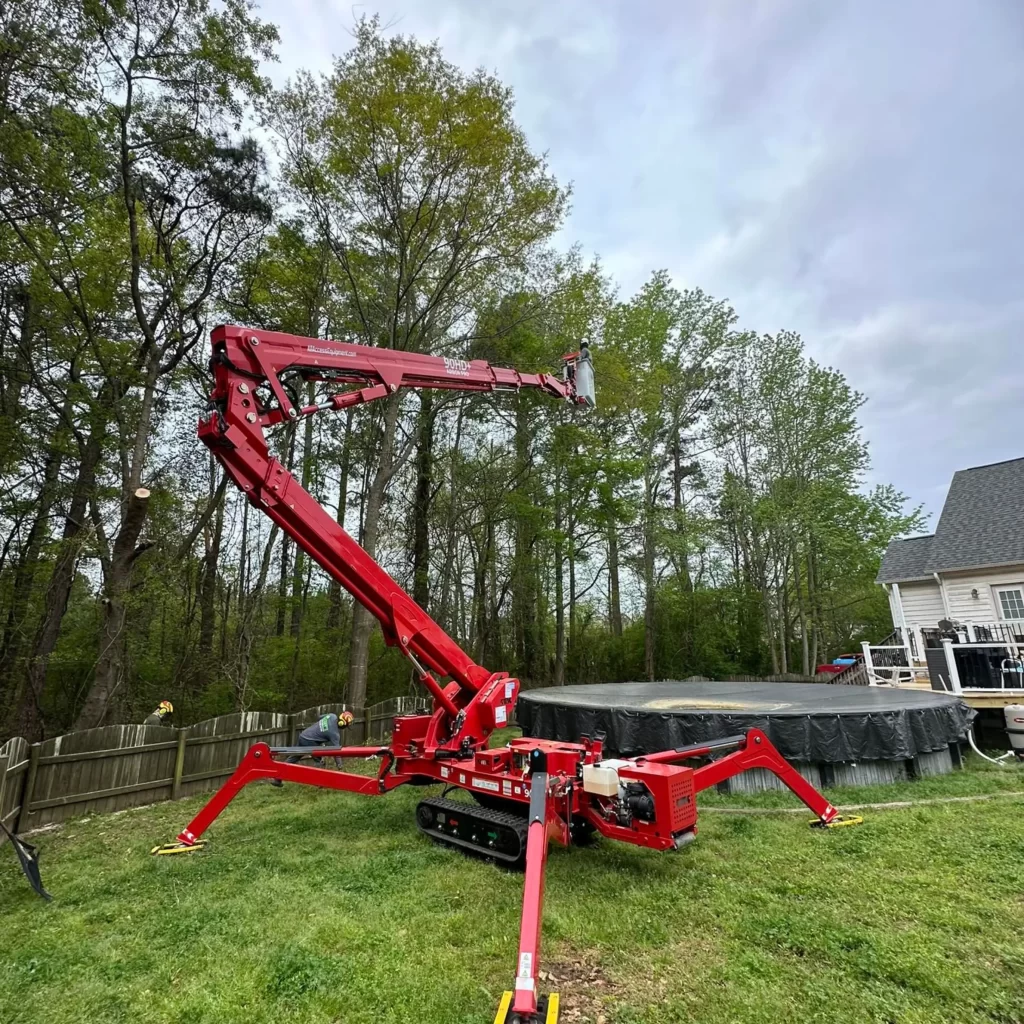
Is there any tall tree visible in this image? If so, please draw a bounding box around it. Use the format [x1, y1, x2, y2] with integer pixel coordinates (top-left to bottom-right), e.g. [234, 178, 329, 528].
[273, 18, 567, 714]
[0, 0, 276, 732]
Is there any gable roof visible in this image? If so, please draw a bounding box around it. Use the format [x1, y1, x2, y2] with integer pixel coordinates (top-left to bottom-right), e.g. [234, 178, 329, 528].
[876, 534, 934, 583]
[927, 457, 1024, 573]
[877, 457, 1024, 583]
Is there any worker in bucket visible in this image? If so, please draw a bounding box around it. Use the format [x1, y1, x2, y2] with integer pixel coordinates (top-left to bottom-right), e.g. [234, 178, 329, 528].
[143, 701, 174, 727]
[270, 711, 354, 787]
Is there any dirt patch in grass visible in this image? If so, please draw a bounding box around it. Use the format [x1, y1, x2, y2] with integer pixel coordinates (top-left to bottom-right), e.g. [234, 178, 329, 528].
[541, 950, 620, 1023]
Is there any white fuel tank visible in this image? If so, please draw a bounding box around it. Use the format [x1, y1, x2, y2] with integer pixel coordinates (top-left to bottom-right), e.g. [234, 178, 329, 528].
[582, 759, 631, 797]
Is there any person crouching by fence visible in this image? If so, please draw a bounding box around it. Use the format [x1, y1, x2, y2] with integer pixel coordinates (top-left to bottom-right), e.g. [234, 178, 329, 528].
[143, 701, 174, 727]
[270, 711, 354, 787]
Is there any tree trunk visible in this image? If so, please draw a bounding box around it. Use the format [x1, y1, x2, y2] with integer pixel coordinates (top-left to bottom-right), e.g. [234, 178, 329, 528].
[327, 408, 354, 629]
[9, 402, 108, 739]
[0, 436, 64, 688]
[511, 399, 538, 681]
[643, 522, 656, 683]
[671, 433, 693, 591]
[198, 470, 226, 657]
[290, 383, 315, 637]
[77, 345, 164, 730]
[75, 488, 151, 730]
[607, 523, 623, 639]
[807, 535, 822, 668]
[472, 532, 487, 662]
[0, 284, 33, 440]
[485, 516, 500, 667]
[234, 499, 251, 709]
[777, 585, 789, 675]
[794, 544, 809, 676]
[438, 403, 465, 631]
[411, 390, 434, 611]
[553, 475, 565, 686]
[347, 393, 402, 714]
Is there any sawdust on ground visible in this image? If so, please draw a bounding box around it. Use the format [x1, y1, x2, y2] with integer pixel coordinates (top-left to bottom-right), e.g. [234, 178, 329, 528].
[539, 952, 620, 1023]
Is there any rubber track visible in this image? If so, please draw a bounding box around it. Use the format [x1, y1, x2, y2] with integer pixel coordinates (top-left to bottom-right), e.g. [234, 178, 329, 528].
[416, 796, 528, 865]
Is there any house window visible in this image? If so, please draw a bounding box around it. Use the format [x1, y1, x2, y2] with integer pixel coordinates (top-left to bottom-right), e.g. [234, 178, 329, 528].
[995, 587, 1024, 620]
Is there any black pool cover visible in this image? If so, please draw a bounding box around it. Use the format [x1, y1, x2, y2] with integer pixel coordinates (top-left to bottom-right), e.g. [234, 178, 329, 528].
[517, 681, 975, 763]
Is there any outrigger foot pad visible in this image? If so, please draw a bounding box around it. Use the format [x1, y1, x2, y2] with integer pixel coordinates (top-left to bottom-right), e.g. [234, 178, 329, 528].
[494, 992, 559, 1024]
[811, 814, 864, 829]
[150, 840, 208, 855]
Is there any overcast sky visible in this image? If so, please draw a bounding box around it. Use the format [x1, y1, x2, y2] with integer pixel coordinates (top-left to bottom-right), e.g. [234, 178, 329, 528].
[260, 0, 1024, 526]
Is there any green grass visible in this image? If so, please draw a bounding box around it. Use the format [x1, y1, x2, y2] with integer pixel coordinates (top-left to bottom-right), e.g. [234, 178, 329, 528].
[2, 758, 1023, 1024]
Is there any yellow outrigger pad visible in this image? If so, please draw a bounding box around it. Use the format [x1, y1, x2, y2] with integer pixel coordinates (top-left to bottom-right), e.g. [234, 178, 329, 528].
[494, 992, 513, 1024]
[494, 991, 559, 1023]
[811, 814, 864, 829]
[150, 840, 208, 855]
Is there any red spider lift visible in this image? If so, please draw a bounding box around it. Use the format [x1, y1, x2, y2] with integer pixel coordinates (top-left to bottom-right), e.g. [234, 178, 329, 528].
[155, 324, 859, 1024]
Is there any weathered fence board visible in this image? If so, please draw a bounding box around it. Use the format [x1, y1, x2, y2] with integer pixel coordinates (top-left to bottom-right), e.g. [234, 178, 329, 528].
[0, 737, 29, 842]
[176, 711, 289, 800]
[0, 697, 432, 835]
[18, 725, 179, 830]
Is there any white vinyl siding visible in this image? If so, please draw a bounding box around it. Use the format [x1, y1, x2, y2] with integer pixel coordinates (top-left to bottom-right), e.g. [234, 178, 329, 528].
[898, 581, 945, 626]
[943, 565, 1024, 621]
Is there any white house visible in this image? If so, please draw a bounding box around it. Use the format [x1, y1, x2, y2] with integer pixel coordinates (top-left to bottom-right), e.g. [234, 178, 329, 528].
[877, 457, 1024, 658]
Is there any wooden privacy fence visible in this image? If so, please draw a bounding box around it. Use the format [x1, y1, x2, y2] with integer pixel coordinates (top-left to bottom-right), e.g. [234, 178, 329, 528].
[0, 697, 431, 842]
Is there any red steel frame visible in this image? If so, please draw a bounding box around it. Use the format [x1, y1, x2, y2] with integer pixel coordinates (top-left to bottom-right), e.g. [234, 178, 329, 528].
[172, 325, 845, 1023]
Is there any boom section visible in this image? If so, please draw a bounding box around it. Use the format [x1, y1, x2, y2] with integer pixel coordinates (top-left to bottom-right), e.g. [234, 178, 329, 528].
[198, 324, 586, 711]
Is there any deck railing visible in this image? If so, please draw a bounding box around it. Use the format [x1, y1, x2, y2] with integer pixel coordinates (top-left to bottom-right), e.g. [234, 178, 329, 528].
[859, 628, 930, 686]
[924, 636, 1024, 695]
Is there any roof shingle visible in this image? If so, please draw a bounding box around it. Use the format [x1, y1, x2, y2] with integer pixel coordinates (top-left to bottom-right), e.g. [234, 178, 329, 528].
[926, 458, 1024, 573]
[877, 534, 934, 583]
[877, 457, 1024, 583]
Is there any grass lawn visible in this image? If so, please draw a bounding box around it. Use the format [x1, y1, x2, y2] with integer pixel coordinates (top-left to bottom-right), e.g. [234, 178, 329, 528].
[2, 756, 1023, 1024]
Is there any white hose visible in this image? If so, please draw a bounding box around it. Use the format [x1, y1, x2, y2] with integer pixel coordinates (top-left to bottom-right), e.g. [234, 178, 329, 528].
[967, 726, 1016, 766]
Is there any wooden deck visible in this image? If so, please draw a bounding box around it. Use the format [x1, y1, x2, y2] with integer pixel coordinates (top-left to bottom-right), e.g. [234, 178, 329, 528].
[897, 664, 1022, 708]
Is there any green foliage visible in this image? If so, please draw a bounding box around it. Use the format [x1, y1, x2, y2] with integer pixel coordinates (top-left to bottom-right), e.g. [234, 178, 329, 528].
[0, 11, 921, 736]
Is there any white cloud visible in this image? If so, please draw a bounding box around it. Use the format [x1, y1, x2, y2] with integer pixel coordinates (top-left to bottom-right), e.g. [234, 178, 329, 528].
[258, 0, 1024, 519]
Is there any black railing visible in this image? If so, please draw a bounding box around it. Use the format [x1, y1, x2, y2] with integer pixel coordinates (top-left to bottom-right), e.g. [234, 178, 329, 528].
[918, 622, 1024, 690]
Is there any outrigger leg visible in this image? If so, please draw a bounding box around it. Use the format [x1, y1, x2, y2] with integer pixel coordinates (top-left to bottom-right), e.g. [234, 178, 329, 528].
[151, 742, 395, 855]
[495, 749, 559, 1024]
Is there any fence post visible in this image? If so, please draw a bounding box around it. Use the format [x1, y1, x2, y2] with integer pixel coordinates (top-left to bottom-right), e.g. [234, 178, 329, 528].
[287, 713, 298, 746]
[15, 742, 41, 833]
[941, 638, 963, 694]
[861, 641, 876, 685]
[171, 728, 188, 801]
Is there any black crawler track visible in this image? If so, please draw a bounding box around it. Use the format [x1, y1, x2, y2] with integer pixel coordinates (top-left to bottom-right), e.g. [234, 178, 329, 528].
[416, 796, 529, 865]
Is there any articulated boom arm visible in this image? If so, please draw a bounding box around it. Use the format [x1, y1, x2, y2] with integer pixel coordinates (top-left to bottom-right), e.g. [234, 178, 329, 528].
[158, 324, 860, 1024]
[199, 324, 592, 744]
